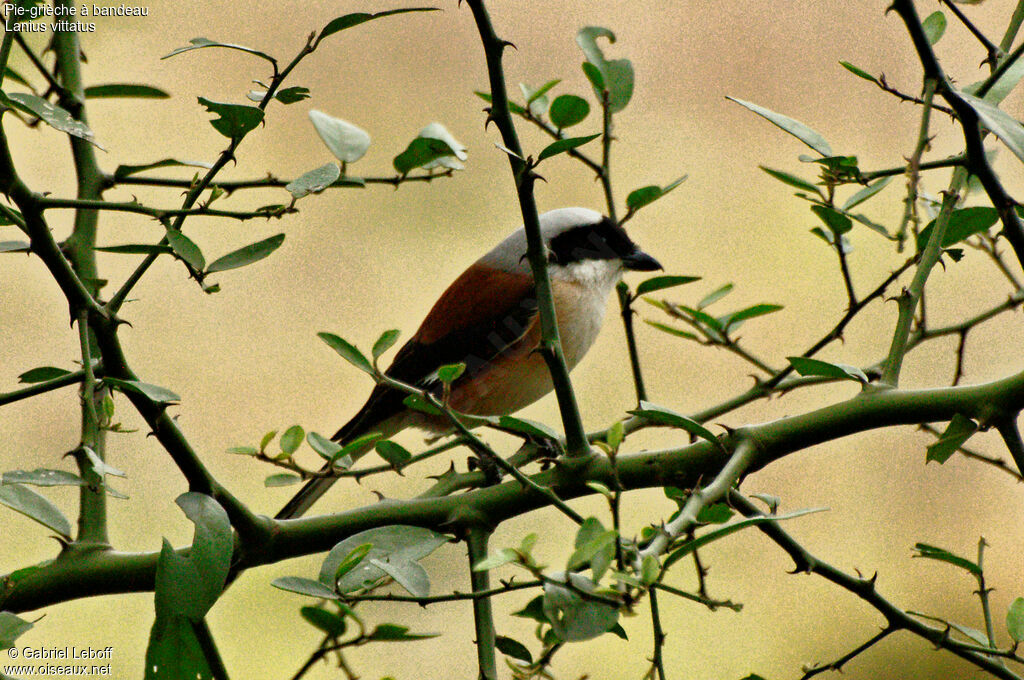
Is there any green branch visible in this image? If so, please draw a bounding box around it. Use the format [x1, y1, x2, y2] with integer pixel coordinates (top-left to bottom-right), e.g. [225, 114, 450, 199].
[731, 492, 1021, 680]
[465, 0, 590, 458]
[467, 529, 498, 680]
[11, 366, 1024, 612]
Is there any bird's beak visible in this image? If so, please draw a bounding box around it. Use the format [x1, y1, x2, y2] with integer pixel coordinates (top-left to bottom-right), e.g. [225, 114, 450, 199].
[621, 248, 662, 272]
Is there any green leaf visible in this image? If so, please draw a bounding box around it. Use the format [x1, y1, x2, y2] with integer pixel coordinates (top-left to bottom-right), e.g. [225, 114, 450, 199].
[576, 26, 634, 113]
[549, 94, 590, 128]
[543, 572, 619, 642]
[274, 86, 311, 104]
[372, 329, 401, 360]
[635, 275, 701, 296]
[318, 332, 373, 375]
[644, 320, 698, 341]
[472, 548, 519, 572]
[916, 206, 999, 252]
[664, 508, 826, 569]
[173, 492, 232, 616]
[96, 243, 174, 255]
[787, 356, 868, 384]
[104, 378, 180, 405]
[376, 440, 412, 468]
[922, 11, 947, 45]
[205, 234, 284, 273]
[475, 90, 527, 116]
[280, 425, 305, 455]
[333, 431, 381, 464]
[4, 92, 100, 148]
[495, 635, 533, 663]
[718, 303, 783, 332]
[307, 431, 342, 460]
[370, 556, 431, 597]
[272, 576, 338, 599]
[966, 56, 1024, 105]
[926, 414, 979, 464]
[567, 529, 617, 575]
[625, 175, 688, 213]
[265, 473, 303, 487]
[402, 393, 442, 415]
[912, 542, 981, 575]
[496, 415, 560, 441]
[811, 205, 853, 236]
[1008, 598, 1024, 642]
[144, 614, 209, 680]
[437, 362, 465, 384]
[308, 110, 371, 163]
[537, 133, 601, 162]
[81, 446, 127, 478]
[0, 240, 29, 253]
[301, 606, 347, 636]
[760, 166, 822, 196]
[629, 401, 723, 452]
[698, 282, 734, 309]
[162, 37, 275, 63]
[512, 595, 549, 623]
[17, 366, 71, 383]
[112, 158, 213, 180]
[84, 83, 170, 99]
[839, 60, 879, 85]
[316, 8, 439, 45]
[286, 162, 341, 199]
[526, 79, 561, 105]
[196, 97, 264, 140]
[849, 212, 892, 239]
[321, 526, 449, 593]
[0, 484, 72, 538]
[164, 227, 205, 271]
[226, 446, 257, 456]
[842, 176, 892, 211]
[333, 543, 373, 582]
[0, 611, 33, 650]
[259, 430, 277, 452]
[367, 624, 439, 642]
[3, 469, 85, 487]
[581, 61, 604, 93]
[960, 92, 1024, 165]
[520, 81, 558, 117]
[393, 136, 459, 174]
[727, 96, 832, 156]
[697, 503, 734, 524]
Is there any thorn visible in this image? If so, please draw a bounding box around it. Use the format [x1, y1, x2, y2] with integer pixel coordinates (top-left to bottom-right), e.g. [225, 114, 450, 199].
[500, 39, 517, 51]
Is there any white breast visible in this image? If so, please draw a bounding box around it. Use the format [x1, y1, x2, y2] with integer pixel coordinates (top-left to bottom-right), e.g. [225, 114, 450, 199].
[550, 258, 623, 368]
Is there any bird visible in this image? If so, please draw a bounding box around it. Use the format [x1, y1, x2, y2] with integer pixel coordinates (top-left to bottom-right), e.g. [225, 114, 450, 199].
[275, 207, 661, 520]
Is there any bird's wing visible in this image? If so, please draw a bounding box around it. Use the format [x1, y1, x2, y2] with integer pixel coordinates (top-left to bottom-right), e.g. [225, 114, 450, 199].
[333, 263, 538, 442]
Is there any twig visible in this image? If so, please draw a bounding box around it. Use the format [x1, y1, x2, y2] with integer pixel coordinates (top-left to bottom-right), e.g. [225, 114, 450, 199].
[343, 578, 542, 605]
[465, 0, 590, 458]
[104, 170, 453, 191]
[896, 77, 937, 252]
[800, 628, 895, 679]
[892, 0, 1024, 271]
[881, 172, 959, 386]
[467, 529, 499, 680]
[729, 492, 1022, 680]
[648, 588, 667, 680]
[940, 0, 1001, 66]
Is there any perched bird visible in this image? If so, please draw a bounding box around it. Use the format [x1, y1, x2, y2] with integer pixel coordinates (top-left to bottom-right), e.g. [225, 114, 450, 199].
[275, 207, 661, 519]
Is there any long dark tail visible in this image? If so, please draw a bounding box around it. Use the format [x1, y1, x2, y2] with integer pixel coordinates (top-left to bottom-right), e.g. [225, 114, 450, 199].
[274, 397, 403, 520]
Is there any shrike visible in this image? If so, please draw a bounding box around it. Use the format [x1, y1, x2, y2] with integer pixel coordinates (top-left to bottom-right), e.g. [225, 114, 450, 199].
[275, 207, 660, 519]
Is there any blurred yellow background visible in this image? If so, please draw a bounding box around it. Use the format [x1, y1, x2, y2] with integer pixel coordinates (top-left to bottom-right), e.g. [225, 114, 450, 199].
[3, 0, 1024, 678]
